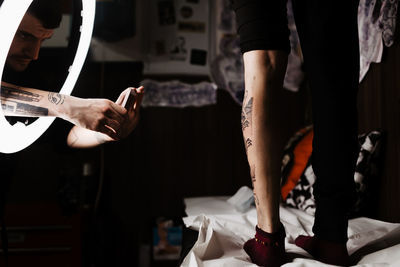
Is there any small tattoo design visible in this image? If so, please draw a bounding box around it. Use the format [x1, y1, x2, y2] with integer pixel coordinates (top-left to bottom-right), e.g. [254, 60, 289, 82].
[244, 97, 253, 116]
[251, 166, 256, 184]
[2, 101, 49, 116]
[254, 192, 259, 206]
[241, 97, 253, 131]
[17, 103, 48, 116]
[1, 85, 42, 102]
[245, 138, 253, 149]
[242, 120, 250, 130]
[48, 92, 65, 105]
[241, 109, 250, 130]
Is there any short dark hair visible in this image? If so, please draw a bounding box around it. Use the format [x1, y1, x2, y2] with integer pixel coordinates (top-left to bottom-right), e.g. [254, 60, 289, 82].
[0, 0, 63, 29]
[27, 0, 63, 29]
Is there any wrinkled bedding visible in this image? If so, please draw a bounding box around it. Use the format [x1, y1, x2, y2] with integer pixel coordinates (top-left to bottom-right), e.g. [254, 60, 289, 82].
[182, 196, 400, 267]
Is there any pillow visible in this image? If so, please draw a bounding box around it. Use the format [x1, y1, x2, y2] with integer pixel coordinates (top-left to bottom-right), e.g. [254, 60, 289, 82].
[281, 125, 313, 200]
[280, 126, 383, 217]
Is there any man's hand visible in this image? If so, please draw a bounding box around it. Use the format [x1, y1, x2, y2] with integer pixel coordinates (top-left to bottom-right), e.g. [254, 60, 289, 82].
[66, 86, 144, 148]
[64, 96, 128, 140]
[103, 86, 144, 141]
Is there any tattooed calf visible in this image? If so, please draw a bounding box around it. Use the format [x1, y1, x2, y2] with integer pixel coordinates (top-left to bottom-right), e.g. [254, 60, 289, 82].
[254, 192, 259, 206]
[250, 165, 256, 185]
[241, 111, 250, 130]
[241, 97, 253, 131]
[245, 138, 253, 149]
[244, 97, 253, 116]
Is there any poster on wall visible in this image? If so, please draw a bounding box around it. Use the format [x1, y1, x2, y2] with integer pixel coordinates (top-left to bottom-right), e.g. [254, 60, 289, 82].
[143, 0, 210, 76]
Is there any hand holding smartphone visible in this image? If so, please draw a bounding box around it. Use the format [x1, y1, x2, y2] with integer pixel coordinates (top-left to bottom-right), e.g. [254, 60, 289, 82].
[121, 87, 137, 110]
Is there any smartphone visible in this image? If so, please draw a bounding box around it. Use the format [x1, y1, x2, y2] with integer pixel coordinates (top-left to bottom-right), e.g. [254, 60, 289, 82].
[121, 88, 137, 110]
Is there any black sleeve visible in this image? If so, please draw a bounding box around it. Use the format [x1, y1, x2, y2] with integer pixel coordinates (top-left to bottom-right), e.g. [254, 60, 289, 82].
[231, 0, 290, 54]
[36, 118, 73, 153]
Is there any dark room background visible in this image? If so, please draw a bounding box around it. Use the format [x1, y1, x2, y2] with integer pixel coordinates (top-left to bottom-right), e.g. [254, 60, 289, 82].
[1, 0, 399, 267]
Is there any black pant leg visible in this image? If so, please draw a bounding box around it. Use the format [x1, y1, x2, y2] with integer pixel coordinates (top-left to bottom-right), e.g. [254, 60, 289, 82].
[291, 0, 360, 243]
[231, 0, 290, 53]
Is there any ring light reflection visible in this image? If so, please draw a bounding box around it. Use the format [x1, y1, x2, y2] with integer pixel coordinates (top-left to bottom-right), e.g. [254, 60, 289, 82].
[0, 0, 95, 153]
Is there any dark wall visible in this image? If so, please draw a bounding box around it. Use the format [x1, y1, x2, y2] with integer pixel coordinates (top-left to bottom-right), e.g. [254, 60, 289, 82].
[358, 35, 400, 222]
[99, 80, 308, 266]
[68, 63, 307, 266]
[4, 33, 400, 266]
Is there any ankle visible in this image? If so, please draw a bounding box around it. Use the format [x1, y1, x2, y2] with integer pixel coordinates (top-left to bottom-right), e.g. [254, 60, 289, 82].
[256, 218, 281, 233]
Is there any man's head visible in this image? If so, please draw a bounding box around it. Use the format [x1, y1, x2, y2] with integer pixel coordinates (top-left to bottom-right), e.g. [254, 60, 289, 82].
[1, 0, 63, 72]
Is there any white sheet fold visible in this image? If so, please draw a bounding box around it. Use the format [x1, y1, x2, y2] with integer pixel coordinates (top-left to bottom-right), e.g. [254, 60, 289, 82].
[182, 196, 400, 267]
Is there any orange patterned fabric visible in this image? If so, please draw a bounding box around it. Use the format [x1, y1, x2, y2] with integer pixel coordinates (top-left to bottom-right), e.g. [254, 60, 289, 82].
[281, 129, 314, 200]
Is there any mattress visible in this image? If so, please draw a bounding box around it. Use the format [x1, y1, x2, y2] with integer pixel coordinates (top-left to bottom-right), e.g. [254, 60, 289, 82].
[181, 196, 400, 267]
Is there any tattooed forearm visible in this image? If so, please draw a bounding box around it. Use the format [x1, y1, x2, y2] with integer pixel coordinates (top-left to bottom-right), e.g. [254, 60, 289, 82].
[48, 92, 65, 105]
[16, 102, 48, 116]
[2, 101, 48, 116]
[1, 85, 42, 102]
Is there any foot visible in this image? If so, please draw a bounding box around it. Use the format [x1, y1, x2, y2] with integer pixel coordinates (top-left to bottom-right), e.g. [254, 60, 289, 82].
[244, 224, 286, 267]
[295, 235, 350, 266]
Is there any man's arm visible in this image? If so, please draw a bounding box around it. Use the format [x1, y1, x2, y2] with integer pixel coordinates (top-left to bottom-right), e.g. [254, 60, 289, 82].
[67, 86, 144, 148]
[1, 81, 128, 139]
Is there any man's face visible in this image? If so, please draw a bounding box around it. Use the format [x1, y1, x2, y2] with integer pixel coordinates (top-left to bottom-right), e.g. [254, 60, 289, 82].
[6, 12, 54, 72]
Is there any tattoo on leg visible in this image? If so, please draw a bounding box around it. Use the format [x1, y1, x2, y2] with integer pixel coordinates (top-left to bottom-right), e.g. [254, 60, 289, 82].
[48, 92, 65, 105]
[241, 109, 250, 130]
[244, 97, 253, 117]
[254, 192, 259, 206]
[245, 138, 253, 149]
[241, 97, 253, 130]
[244, 138, 253, 156]
[251, 165, 256, 185]
[1, 85, 42, 102]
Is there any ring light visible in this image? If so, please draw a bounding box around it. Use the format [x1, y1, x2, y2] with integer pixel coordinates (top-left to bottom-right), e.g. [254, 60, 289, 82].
[0, 0, 95, 153]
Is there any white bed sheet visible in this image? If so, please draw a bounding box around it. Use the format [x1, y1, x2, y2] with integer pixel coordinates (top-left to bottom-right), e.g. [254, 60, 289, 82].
[181, 196, 400, 267]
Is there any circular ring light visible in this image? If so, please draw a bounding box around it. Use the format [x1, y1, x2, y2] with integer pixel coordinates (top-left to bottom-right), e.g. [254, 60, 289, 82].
[0, 0, 95, 153]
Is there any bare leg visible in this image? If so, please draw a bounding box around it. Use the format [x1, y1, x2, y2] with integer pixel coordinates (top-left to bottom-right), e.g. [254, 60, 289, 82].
[241, 50, 288, 233]
[241, 50, 288, 267]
